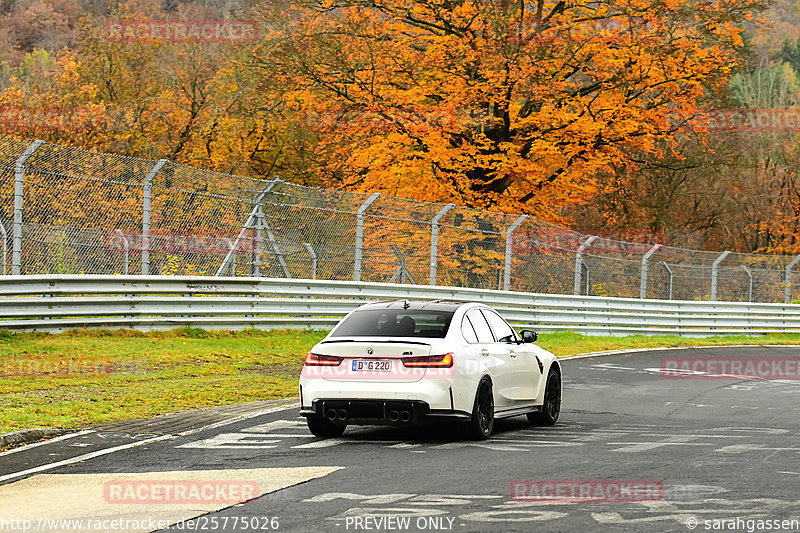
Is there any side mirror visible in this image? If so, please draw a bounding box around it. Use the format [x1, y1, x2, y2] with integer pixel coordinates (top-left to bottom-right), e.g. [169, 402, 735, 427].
[519, 330, 538, 343]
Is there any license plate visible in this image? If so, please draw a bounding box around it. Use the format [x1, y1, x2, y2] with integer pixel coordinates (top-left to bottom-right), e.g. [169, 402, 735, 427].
[352, 360, 392, 372]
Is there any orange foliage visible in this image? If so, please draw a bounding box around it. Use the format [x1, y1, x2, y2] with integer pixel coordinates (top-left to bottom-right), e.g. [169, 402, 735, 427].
[260, 0, 762, 222]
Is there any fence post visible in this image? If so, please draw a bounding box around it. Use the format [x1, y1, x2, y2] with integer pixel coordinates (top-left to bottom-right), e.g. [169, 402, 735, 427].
[256, 188, 291, 279]
[141, 159, 168, 275]
[429, 203, 454, 285]
[574, 236, 597, 295]
[583, 259, 590, 295]
[223, 238, 236, 275]
[215, 178, 281, 277]
[0, 221, 7, 275]
[503, 215, 528, 292]
[304, 243, 317, 280]
[741, 265, 753, 303]
[114, 229, 129, 275]
[12, 140, 44, 275]
[640, 244, 662, 299]
[662, 262, 673, 300]
[388, 244, 416, 284]
[252, 203, 264, 277]
[354, 192, 381, 282]
[710, 250, 731, 301]
[785, 255, 800, 304]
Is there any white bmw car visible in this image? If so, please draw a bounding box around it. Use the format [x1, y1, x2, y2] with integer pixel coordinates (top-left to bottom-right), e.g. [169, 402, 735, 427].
[299, 300, 561, 439]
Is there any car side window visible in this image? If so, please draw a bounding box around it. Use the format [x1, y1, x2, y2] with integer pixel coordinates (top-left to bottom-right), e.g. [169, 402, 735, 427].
[466, 309, 494, 343]
[461, 316, 479, 343]
[482, 310, 517, 344]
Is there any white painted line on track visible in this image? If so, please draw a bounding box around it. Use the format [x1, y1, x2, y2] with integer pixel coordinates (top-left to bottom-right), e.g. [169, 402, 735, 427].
[561, 343, 800, 361]
[0, 403, 299, 484]
[245, 434, 310, 438]
[561, 346, 691, 360]
[0, 434, 173, 484]
[243, 420, 305, 433]
[176, 402, 299, 437]
[178, 433, 281, 449]
[292, 438, 349, 449]
[490, 439, 583, 445]
[1, 467, 344, 533]
[0, 430, 94, 458]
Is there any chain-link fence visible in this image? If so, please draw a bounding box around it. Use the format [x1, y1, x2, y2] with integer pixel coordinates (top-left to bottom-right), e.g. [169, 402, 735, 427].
[2, 138, 800, 303]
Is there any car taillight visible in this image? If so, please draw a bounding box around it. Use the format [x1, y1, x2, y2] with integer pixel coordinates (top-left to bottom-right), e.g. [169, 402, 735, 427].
[402, 353, 454, 368]
[304, 352, 343, 366]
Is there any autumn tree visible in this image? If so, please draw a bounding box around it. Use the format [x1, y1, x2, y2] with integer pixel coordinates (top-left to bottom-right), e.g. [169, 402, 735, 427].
[0, 48, 108, 147]
[0, 0, 299, 179]
[251, 0, 765, 222]
[725, 59, 800, 254]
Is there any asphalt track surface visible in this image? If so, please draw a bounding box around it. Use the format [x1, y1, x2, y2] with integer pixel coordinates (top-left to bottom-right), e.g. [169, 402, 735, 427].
[2, 346, 800, 533]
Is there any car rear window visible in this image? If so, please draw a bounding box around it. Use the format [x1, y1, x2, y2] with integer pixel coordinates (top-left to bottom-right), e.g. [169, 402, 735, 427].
[331, 309, 455, 338]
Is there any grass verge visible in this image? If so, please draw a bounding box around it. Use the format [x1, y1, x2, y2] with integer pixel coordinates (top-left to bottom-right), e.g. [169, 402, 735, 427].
[1, 328, 799, 433]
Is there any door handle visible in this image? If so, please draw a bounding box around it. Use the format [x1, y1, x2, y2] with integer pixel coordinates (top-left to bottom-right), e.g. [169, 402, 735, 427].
[480, 349, 490, 357]
[509, 350, 517, 358]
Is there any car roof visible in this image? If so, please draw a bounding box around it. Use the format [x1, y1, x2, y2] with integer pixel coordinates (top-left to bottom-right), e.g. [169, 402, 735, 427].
[354, 300, 479, 312]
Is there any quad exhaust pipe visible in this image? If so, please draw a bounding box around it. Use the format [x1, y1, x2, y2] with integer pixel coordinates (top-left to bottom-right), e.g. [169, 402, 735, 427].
[325, 408, 349, 421]
[324, 406, 411, 423]
[388, 410, 412, 423]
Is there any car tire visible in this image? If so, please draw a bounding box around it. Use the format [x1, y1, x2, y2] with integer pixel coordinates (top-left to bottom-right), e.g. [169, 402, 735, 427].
[465, 378, 494, 440]
[306, 415, 346, 438]
[528, 367, 561, 426]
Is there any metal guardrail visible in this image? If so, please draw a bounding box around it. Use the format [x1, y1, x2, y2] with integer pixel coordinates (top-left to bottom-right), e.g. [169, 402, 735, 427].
[2, 275, 800, 336]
